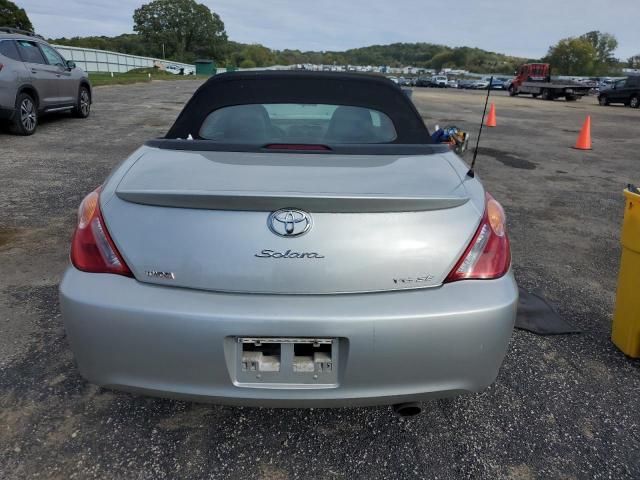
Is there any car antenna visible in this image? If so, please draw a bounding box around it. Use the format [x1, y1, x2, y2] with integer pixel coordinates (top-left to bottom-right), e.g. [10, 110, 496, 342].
[467, 76, 494, 178]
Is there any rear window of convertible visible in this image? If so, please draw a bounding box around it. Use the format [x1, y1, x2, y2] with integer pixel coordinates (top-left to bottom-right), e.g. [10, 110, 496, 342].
[198, 104, 397, 144]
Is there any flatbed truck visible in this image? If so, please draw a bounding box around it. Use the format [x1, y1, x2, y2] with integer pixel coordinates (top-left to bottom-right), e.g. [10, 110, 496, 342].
[508, 63, 591, 101]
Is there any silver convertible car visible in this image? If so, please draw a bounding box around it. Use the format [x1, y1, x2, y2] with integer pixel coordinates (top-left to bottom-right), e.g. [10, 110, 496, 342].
[60, 72, 517, 415]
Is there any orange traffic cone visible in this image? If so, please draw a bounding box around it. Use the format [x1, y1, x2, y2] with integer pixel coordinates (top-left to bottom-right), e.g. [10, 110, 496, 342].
[574, 116, 592, 150]
[486, 103, 497, 127]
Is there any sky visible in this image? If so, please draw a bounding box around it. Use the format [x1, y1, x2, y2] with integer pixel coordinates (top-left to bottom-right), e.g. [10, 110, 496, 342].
[18, 0, 640, 59]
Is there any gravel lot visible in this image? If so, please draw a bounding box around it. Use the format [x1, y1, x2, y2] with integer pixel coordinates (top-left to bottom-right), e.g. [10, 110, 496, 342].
[1, 80, 639, 479]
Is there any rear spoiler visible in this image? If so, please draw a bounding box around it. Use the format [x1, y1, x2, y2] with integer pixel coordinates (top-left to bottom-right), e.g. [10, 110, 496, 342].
[116, 189, 469, 213]
[144, 139, 451, 156]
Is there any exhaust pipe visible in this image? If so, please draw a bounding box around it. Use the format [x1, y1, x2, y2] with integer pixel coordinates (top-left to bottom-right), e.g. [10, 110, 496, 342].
[392, 402, 422, 417]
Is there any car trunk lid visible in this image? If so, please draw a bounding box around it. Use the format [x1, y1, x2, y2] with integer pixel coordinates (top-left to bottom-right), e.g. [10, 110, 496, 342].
[102, 148, 483, 294]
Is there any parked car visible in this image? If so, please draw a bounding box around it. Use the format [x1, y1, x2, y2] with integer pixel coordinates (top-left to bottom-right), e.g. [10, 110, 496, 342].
[415, 76, 432, 87]
[59, 71, 517, 414]
[165, 65, 195, 75]
[0, 27, 91, 135]
[457, 79, 476, 89]
[503, 78, 514, 91]
[577, 78, 597, 88]
[575, 78, 599, 95]
[164, 64, 181, 75]
[387, 76, 399, 84]
[447, 79, 458, 88]
[398, 76, 411, 86]
[472, 79, 491, 90]
[431, 75, 448, 88]
[598, 79, 615, 90]
[489, 78, 506, 90]
[598, 76, 640, 108]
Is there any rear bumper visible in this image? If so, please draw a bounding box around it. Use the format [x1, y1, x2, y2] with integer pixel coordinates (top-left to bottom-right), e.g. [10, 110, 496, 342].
[59, 267, 518, 407]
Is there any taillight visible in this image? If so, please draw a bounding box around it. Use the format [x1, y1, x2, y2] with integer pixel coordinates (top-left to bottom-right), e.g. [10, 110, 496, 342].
[445, 193, 511, 282]
[70, 188, 133, 277]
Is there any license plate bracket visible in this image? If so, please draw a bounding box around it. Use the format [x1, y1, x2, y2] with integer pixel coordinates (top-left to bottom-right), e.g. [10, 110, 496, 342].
[234, 337, 338, 388]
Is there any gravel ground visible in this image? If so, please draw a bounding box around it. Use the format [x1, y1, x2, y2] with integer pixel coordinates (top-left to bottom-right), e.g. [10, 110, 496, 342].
[1, 80, 639, 479]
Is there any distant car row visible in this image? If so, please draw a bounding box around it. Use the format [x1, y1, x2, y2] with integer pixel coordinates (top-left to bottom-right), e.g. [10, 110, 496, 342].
[407, 76, 510, 90]
[417, 75, 619, 93]
[570, 77, 630, 93]
[387, 76, 413, 86]
[388, 72, 633, 96]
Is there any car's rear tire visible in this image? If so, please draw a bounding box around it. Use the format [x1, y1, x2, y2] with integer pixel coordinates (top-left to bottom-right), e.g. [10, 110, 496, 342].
[10, 92, 37, 136]
[598, 95, 609, 106]
[630, 96, 640, 109]
[73, 85, 91, 118]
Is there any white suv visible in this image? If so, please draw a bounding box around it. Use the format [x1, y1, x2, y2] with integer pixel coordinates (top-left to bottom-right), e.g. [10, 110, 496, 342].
[431, 76, 448, 88]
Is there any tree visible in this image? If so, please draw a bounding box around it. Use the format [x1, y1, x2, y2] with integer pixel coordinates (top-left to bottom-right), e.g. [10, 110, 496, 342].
[225, 42, 275, 68]
[545, 37, 598, 76]
[239, 59, 256, 69]
[133, 0, 227, 62]
[0, 0, 33, 31]
[580, 31, 618, 73]
[545, 31, 619, 76]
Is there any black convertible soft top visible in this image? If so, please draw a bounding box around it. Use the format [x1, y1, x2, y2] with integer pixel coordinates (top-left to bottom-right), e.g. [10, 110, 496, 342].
[164, 71, 433, 144]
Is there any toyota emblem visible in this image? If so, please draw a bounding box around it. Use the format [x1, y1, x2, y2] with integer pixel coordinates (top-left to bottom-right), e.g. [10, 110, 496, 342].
[268, 209, 312, 237]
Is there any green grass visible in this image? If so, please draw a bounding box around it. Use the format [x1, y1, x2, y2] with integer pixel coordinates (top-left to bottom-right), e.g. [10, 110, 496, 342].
[88, 68, 208, 87]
